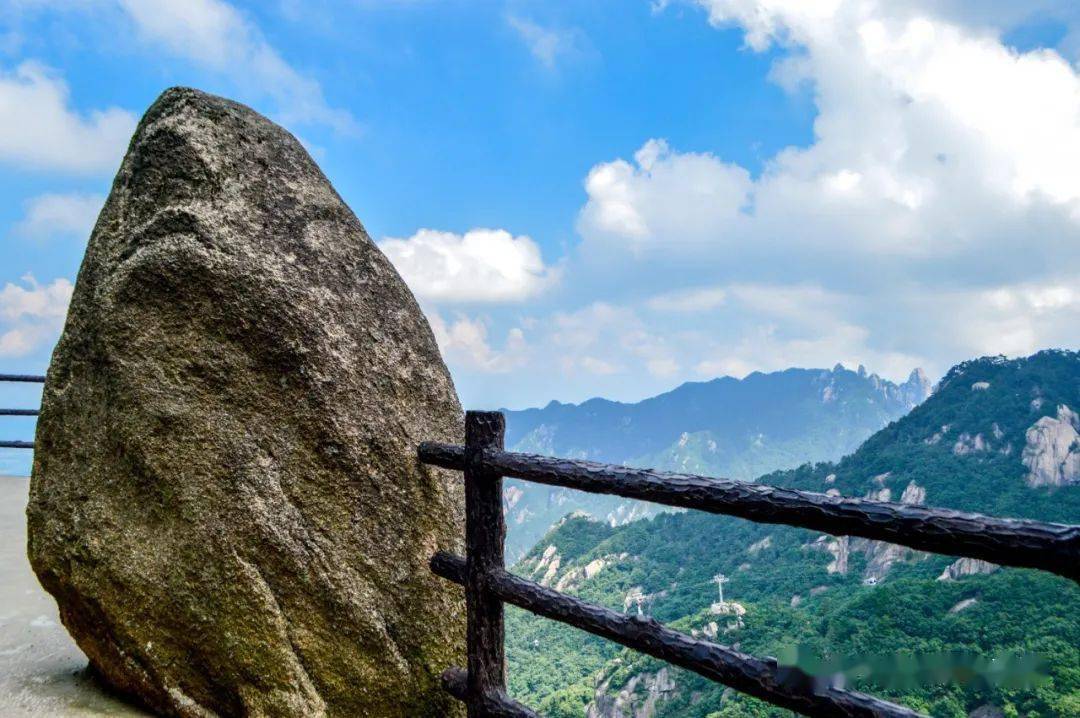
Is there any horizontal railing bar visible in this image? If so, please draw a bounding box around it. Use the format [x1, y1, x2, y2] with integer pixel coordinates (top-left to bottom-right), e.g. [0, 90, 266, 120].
[0, 409, 39, 416]
[432, 551, 923, 718]
[441, 666, 542, 718]
[0, 374, 45, 383]
[0, 441, 34, 449]
[418, 443, 1080, 582]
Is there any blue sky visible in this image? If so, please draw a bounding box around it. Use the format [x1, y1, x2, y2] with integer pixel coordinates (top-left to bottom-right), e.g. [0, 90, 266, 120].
[3, 1, 1080, 474]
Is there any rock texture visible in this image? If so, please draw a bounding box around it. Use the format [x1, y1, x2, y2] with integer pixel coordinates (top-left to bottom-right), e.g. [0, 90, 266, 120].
[858, 481, 927, 582]
[805, 481, 929, 582]
[1022, 404, 1080, 487]
[27, 88, 465, 718]
[587, 668, 677, 718]
[937, 557, 999, 581]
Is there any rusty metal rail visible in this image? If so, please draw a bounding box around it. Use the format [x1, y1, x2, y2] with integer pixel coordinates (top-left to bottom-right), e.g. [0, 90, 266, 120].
[421, 410, 1080, 718]
[1, 374, 44, 450]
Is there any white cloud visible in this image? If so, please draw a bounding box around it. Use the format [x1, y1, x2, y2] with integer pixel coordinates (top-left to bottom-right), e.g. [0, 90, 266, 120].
[580, 356, 620, 375]
[726, 283, 847, 324]
[20, 0, 355, 133]
[0, 62, 135, 174]
[114, 0, 356, 133]
[578, 139, 753, 250]
[544, 302, 679, 380]
[379, 228, 558, 303]
[700, 2, 1080, 234]
[0, 276, 71, 321]
[506, 15, 584, 70]
[14, 193, 103, 240]
[448, 265, 1079, 407]
[937, 280, 1080, 359]
[583, 3, 1080, 266]
[667, 281, 922, 382]
[0, 276, 72, 357]
[647, 286, 727, 312]
[540, 0, 1080, 403]
[430, 313, 528, 373]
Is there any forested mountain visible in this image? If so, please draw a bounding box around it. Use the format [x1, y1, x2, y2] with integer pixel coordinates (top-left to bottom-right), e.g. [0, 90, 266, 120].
[501, 364, 932, 560]
[505, 350, 1080, 718]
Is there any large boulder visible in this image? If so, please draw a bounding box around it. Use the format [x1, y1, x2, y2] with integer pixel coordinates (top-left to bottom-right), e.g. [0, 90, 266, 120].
[27, 87, 466, 717]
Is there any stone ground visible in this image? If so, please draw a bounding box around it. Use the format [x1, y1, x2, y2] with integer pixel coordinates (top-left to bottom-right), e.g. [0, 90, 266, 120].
[1, 476, 148, 717]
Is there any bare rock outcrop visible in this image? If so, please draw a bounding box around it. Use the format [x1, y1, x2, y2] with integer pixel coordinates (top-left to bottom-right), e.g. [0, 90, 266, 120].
[938, 557, 999, 581]
[553, 554, 627, 593]
[587, 668, 677, 718]
[952, 432, 987, 456]
[522, 545, 563, 586]
[28, 88, 465, 717]
[1022, 405, 1080, 487]
[803, 481, 929, 581]
[827, 535, 850, 575]
[803, 534, 849, 574]
[859, 481, 927, 582]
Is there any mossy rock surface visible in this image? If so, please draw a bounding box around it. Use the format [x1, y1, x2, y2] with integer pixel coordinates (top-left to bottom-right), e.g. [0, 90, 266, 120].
[28, 87, 466, 718]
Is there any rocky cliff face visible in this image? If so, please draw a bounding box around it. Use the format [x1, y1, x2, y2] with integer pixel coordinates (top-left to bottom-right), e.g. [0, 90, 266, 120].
[938, 557, 999, 581]
[506, 351, 1080, 718]
[586, 668, 678, 718]
[28, 88, 465, 718]
[1022, 404, 1080, 487]
[803, 480, 929, 582]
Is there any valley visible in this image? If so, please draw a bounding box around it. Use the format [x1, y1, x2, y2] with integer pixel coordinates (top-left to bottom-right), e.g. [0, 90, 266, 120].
[504, 350, 1080, 718]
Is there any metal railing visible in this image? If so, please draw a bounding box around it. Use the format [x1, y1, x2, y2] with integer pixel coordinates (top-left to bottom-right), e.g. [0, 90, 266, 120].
[420, 410, 1080, 718]
[0, 374, 44, 449]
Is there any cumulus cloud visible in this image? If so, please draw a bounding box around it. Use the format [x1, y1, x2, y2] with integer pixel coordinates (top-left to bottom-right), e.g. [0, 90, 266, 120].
[445, 265, 1079, 407]
[578, 139, 752, 251]
[0, 276, 73, 357]
[14, 193, 103, 240]
[911, 280, 1080, 360]
[358, 2, 1080, 409]
[559, 0, 1080, 398]
[429, 313, 528, 373]
[618, 1, 1080, 264]
[0, 62, 135, 174]
[379, 228, 558, 303]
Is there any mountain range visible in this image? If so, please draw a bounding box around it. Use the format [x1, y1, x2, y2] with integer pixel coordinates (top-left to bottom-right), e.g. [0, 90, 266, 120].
[504, 350, 1080, 718]
[501, 364, 933, 561]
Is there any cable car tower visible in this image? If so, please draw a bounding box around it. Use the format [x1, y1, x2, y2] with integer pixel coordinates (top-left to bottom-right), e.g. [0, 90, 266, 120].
[713, 574, 728, 606]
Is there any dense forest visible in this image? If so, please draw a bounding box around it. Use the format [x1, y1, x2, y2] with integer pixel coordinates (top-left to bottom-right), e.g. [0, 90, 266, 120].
[505, 351, 1080, 717]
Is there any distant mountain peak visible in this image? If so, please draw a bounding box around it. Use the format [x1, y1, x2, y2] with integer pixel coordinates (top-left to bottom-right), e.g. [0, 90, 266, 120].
[501, 362, 934, 560]
[899, 366, 934, 405]
[507, 349, 1080, 718]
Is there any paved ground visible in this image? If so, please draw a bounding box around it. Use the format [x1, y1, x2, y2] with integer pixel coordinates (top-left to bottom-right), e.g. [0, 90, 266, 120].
[0, 476, 148, 717]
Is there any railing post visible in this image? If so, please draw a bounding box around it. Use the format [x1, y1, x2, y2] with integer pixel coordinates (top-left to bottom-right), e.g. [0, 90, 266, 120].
[464, 410, 506, 717]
